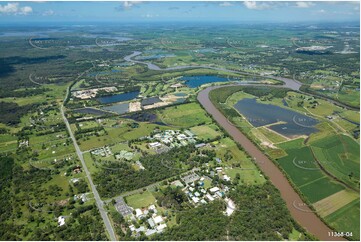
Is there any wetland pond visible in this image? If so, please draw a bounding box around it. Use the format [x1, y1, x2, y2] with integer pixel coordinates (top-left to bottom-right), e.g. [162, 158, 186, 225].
[97, 91, 140, 104]
[181, 75, 234, 88]
[234, 98, 318, 138]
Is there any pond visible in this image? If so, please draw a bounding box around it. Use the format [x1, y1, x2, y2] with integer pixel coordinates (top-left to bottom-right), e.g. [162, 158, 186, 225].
[234, 98, 318, 138]
[174, 92, 187, 97]
[181, 75, 233, 88]
[97, 91, 140, 104]
[102, 103, 129, 114]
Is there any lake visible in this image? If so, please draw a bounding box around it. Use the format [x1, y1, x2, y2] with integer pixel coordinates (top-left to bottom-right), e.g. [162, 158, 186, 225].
[97, 91, 139, 104]
[234, 98, 318, 137]
[181, 75, 233, 88]
[102, 103, 129, 114]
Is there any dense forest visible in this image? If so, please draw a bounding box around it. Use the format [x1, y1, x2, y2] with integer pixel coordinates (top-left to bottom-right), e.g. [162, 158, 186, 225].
[94, 145, 196, 198]
[152, 182, 313, 241]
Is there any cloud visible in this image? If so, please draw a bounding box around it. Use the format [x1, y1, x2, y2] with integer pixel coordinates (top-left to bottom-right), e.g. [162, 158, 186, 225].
[295, 2, 315, 8]
[219, 2, 233, 7]
[0, 3, 33, 15]
[122, 1, 142, 10]
[42, 10, 54, 16]
[243, 1, 271, 10]
[142, 13, 159, 18]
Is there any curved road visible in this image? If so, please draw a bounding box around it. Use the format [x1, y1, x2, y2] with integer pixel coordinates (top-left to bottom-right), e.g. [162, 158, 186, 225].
[124, 51, 348, 240]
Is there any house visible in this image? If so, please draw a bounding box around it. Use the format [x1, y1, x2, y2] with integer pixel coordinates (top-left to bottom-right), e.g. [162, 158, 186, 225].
[206, 193, 215, 201]
[215, 167, 223, 172]
[192, 197, 200, 203]
[216, 158, 222, 163]
[135, 208, 143, 218]
[149, 142, 162, 148]
[195, 143, 206, 148]
[194, 192, 201, 197]
[200, 199, 207, 204]
[223, 175, 231, 182]
[209, 187, 220, 193]
[145, 229, 157, 236]
[153, 215, 163, 225]
[184, 130, 195, 137]
[148, 218, 156, 228]
[58, 216, 65, 226]
[156, 224, 167, 232]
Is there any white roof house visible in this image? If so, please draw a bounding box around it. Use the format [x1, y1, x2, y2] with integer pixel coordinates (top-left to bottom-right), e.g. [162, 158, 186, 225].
[209, 187, 220, 193]
[156, 224, 167, 232]
[135, 208, 143, 218]
[223, 175, 231, 182]
[58, 216, 65, 226]
[153, 215, 163, 224]
[149, 142, 162, 148]
[192, 197, 200, 203]
[206, 193, 215, 201]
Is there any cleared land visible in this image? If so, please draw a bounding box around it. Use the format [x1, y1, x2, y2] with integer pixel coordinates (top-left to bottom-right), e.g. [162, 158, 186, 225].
[313, 189, 359, 217]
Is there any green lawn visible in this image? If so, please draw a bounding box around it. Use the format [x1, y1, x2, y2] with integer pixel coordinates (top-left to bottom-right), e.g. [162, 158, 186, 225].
[190, 124, 222, 140]
[125, 191, 156, 209]
[157, 102, 212, 128]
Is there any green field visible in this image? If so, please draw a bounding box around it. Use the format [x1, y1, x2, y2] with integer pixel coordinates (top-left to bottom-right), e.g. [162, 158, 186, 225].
[125, 191, 156, 209]
[325, 199, 360, 240]
[157, 102, 212, 128]
[190, 124, 222, 140]
[277, 146, 345, 203]
[310, 134, 359, 190]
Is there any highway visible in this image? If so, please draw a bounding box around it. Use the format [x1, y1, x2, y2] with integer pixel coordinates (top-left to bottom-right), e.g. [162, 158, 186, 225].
[61, 105, 116, 241]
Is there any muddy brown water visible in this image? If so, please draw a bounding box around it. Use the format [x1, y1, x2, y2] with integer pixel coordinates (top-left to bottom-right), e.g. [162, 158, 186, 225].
[197, 86, 346, 241]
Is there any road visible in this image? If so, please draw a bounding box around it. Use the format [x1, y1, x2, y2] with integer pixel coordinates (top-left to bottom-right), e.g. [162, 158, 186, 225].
[61, 106, 116, 241]
[61, 63, 116, 241]
[197, 86, 345, 241]
[122, 50, 353, 240]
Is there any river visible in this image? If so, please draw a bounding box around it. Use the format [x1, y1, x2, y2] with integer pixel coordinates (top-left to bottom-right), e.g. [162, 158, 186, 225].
[197, 85, 345, 241]
[123, 51, 346, 240]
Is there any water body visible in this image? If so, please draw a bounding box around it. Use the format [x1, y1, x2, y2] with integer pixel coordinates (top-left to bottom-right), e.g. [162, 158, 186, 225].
[74, 108, 110, 115]
[234, 98, 318, 138]
[174, 92, 187, 97]
[197, 85, 342, 241]
[135, 53, 175, 60]
[102, 103, 129, 114]
[97, 91, 139, 104]
[181, 75, 233, 88]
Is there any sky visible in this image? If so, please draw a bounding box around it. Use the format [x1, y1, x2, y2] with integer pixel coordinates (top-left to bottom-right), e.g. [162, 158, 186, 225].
[0, 1, 359, 24]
